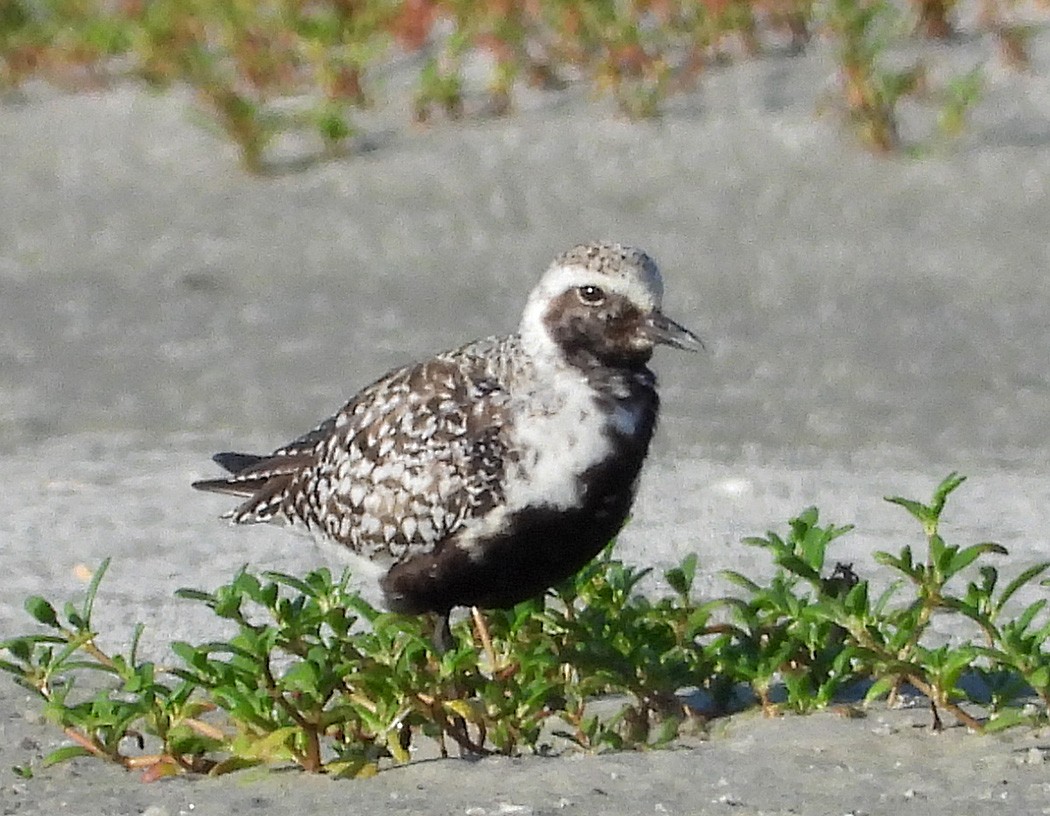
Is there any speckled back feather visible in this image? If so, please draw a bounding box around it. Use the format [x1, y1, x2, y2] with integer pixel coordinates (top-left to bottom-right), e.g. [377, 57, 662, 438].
[194, 335, 523, 563]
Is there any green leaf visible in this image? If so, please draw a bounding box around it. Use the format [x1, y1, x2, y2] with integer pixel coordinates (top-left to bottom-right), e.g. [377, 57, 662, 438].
[939, 597, 996, 636]
[170, 640, 202, 664]
[947, 542, 1007, 577]
[1, 638, 33, 663]
[317, 106, 352, 143]
[721, 571, 761, 593]
[930, 472, 966, 514]
[10, 764, 33, 779]
[776, 554, 820, 582]
[213, 589, 243, 620]
[972, 565, 999, 599]
[174, 588, 215, 604]
[81, 558, 111, 627]
[983, 708, 1031, 733]
[649, 715, 681, 746]
[344, 588, 382, 621]
[741, 534, 780, 551]
[208, 756, 264, 776]
[0, 658, 28, 675]
[24, 597, 59, 628]
[260, 582, 279, 609]
[128, 622, 145, 668]
[998, 563, 1050, 612]
[328, 757, 380, 779]
[884, 496, 930, 524]
[1027, 665, 1050, 691]
[232, 726, 300, 762]
[864, 675, 897, 703]
[281, 660, 320, 693]
[929, 534, 949, 573]
[874, 546, 916, 578]
[63, 601, 85, 631]
[231, 570, 264, 601]
[1012, 599, 1047, 633]
[263, 571, 317, 598]
[842, 581, 870, 615]
[43, 745, 93, 767]
[665, 553, 698, 597]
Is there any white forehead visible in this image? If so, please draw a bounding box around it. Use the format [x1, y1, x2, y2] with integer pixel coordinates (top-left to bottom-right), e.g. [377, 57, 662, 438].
[531, 243, 664, 313]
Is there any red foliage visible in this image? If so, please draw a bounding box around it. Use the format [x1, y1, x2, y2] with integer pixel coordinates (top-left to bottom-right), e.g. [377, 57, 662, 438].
[391, 0, 439, 50]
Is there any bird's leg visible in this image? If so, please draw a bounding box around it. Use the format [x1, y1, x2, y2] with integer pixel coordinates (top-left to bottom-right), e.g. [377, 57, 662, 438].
[429, 609, 492, 756]
[470, 606, 499, 673]
[432, 612, 454, 654]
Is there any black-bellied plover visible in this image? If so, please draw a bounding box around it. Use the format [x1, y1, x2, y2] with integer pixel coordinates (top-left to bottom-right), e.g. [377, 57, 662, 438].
[193, 242, 701, 648]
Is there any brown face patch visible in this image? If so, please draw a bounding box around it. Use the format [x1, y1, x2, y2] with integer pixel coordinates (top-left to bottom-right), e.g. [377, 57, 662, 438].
[542, 288, 654, 367]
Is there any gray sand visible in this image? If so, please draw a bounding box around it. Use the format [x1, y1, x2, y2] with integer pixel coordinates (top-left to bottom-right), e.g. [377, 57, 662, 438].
[2, 28, 1050, 815]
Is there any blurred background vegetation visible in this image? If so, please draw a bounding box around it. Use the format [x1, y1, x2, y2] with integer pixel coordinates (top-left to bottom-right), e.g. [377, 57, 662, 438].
[1, 0, 1045, 171]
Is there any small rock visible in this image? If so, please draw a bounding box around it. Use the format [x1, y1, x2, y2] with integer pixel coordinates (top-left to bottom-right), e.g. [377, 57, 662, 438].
[21, 709, 42, 725]
[142, 807, 169, 816]
[713, 477, 752, 496]
[870, 722, 895, 737]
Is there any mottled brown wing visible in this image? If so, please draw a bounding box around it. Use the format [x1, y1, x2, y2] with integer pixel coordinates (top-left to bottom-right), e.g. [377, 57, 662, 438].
[214, 341, 515, 563]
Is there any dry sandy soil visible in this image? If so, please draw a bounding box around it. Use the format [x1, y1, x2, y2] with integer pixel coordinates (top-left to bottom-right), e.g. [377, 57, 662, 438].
[1, 25, 1050, 816]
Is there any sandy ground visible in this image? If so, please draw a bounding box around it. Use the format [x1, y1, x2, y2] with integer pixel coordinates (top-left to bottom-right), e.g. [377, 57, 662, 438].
[2, 25, 1050, 815]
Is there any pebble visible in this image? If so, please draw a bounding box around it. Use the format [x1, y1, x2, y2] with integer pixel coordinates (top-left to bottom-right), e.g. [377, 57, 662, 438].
[1013, 747, 1047, 766]
[465, 805, 533, 816]
[21, 708, 42, 725]
[496, 804, 531, 815]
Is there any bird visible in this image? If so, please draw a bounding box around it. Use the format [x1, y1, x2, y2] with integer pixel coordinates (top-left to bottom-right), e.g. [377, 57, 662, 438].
[192, 241, 702, 650]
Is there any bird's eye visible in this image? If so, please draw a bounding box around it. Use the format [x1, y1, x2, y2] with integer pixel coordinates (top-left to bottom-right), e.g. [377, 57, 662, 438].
[576, 285, 605, 305]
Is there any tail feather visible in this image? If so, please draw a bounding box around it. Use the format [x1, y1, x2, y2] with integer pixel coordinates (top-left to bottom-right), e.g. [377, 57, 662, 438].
[212, 451, 267, 474]
[190, 477, 265, 498]
[192, 451, 314, 523]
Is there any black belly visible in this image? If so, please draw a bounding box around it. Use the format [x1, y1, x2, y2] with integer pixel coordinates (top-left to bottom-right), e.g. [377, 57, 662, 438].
[381, 455, 643, 615]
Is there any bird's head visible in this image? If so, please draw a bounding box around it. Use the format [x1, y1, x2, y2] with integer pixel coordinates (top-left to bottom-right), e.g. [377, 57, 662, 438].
[520, 242, 702, 368]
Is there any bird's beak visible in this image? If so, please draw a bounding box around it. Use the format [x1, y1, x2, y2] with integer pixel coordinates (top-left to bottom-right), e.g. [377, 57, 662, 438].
[645, 311, 704, 352]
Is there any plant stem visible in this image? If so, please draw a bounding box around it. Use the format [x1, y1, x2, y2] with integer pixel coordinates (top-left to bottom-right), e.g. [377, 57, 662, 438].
[904, 673, 983, 731]
[260, 658, 322, 771]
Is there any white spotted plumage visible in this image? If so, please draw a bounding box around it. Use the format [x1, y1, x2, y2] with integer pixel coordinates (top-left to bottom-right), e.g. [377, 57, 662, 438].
[194, 242, 702, 631]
